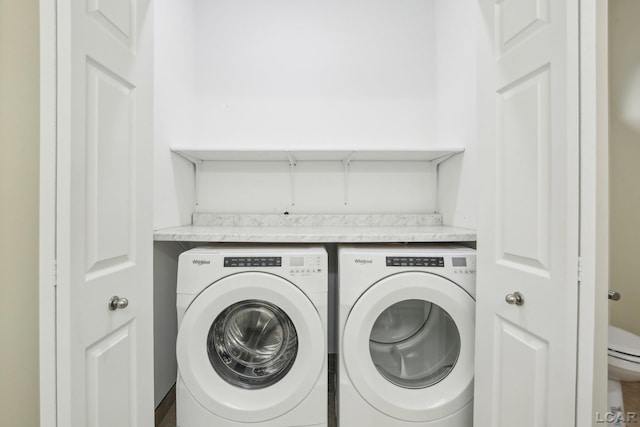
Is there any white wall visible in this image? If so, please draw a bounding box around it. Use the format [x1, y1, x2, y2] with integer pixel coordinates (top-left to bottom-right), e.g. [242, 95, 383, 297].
[153, 0, 200, 404]
[435, 0, 478, 229]
[197, 160, 438, 214]
[153, 242, 185, 407]
[155, 0, 479, 219]
[190, 0, 438, 148]
[0, 1, 40, 425]
[154, 0, 197, 229]
[152, 0, 480, 402]
[609, 0, 640, 336]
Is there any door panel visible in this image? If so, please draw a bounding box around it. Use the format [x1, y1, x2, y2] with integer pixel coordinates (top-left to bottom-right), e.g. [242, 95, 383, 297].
[496, 0, 549, 53]
[86, 323, 135, 427]
[475, 0, 579, 425]
[494, 318, 548, 426]
[87, 0, 134, 47]
[85, 58, 135, 277]
[497, 65, 550, 273]
[56, 0, 153, 426]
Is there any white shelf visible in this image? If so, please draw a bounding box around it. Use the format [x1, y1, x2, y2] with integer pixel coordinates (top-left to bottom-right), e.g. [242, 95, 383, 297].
[170, 147, 465, 208]
[170, 147, 465, 163]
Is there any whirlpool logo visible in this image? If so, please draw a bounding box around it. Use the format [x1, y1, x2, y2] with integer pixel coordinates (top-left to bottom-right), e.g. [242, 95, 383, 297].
[354, 259, 373, 265]
[192, 259, 211, 266]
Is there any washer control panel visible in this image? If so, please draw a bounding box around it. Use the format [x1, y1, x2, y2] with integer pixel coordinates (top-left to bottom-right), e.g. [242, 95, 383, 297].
[221, 255, 324, 276]
[224, 257, 282, 267]
[288, 256, 323, 275]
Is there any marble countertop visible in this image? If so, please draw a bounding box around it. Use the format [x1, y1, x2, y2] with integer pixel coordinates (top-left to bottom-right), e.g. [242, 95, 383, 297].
[153, 214, 476, 243]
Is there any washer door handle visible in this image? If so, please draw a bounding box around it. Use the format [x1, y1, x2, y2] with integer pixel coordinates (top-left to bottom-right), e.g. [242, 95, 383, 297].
[505, 292, 524, 306]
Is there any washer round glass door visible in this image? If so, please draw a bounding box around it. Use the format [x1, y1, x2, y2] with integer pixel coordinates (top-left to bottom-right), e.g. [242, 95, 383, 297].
[177, 272, 325, 423]
[208, 299, 298, 389]
[343, 272, 474, 422]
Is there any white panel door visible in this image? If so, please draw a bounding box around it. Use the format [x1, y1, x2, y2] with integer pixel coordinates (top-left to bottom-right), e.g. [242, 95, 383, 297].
[475, 0, 580, 426]
[56, 0, 153, 426]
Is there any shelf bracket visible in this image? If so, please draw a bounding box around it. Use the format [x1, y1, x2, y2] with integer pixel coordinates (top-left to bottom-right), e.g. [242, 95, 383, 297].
[287, 152, 297, 206]
[342, 152, 356, 205]
[428, 152, 463, 212]
[170, 149, 203, 213]
[193, 159, 203, 212]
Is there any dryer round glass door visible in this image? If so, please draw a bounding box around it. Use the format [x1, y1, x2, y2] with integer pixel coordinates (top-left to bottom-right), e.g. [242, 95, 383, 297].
[369, 299, 460, 389]
[342, 271, 474, 423]
[208, 300, 298, 389]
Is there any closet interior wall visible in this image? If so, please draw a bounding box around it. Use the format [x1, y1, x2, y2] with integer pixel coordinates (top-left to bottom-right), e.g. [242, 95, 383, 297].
[152, 0, 479, 407]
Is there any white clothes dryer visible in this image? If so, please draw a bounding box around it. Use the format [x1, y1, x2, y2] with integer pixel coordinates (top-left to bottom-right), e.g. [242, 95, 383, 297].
[338, 244, 476, 427]
[176, 245, 328, 427]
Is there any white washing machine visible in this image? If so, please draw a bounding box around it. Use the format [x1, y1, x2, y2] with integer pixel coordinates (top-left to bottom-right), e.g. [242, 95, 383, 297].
[338, 244, 476, 427]
[176, 245, 328, 427]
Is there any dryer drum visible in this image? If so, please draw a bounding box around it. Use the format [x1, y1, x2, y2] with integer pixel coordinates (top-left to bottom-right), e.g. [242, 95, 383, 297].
[207, 300, 298, 390]
[369, 299, 461, 389]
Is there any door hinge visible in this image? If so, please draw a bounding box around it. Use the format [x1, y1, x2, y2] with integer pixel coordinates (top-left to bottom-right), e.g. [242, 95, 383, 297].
[52, 259, 57, 287]
[577, 257, 583, 283]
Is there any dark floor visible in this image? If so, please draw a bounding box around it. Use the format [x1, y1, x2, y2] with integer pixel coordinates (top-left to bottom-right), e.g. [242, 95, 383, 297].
[158, 354, 337, 427]
[622, 381, 640, 427]
[328, 354, 337, 427]
[157, 402, 175, 427]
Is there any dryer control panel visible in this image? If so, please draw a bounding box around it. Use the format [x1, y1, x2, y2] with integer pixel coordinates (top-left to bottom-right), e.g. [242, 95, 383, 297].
[386, 257, 444, 267]
[384, 255, 476, 274]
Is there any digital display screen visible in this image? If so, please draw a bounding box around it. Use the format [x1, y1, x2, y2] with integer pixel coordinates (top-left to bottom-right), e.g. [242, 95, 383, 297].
[452, 257, 467, 267]
[290, 257, 304, 267]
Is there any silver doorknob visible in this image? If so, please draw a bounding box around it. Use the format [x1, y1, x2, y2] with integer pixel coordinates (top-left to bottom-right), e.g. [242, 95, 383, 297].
[505, 291, 525, 306]
[108, 296, 129, 311]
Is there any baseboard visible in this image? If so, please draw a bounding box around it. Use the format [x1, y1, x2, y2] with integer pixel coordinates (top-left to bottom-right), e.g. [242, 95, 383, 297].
[155, 383, 176, 427]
